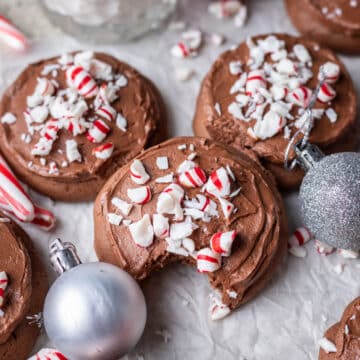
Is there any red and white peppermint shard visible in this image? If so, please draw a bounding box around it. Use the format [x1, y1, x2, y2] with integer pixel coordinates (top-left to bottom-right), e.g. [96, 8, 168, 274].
[66, 119, 85, 136]
[96, 104, 116, 122]
[130, 160, 150, 185]
[128, 214, 154, 248]
[66, 65, 98, 98]
[210, 230, 236, 257]
[28, 348, 68, 360]
[31, 205, 56, 231]
[287, 86, 312, 107]
[245, 70, 266, 96]
[206, 167, 231, 197]
[218, 197, 234, 219]
[93, 143, 114, 160]
[252, 110, 286, 140]
[127, 186, 152, 205]
[0, 156, 34, 222]
[0, 15, 28, 51]
[171, 41, 192, 58]
[35, 78, 55, 97]
[0, 271, 8, 308]
[197, 247, 221, 273]
[179, 166, 207, 188]
[157, 183, 185, 220]
[317, 82, 336, 103]
[319, 62, 340, 84]
[315, 239, 334, 256]
[153, 213, 170, 238]
[86, 119, 110, 143]
[288, 227, 312, 248]
[42, 119, 60, 142]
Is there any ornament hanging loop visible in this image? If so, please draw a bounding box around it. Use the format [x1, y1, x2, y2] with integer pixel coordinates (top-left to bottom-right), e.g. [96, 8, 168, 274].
[49, 238, 81, 275]
[294, 141, 325, 172]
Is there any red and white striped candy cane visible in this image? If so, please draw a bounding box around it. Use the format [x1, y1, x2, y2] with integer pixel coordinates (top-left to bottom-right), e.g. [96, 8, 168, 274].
[0, 156, 34, 222]
[0, 193, 55, 231]
[179, 167, 207, 188]
[66, 66, 98, 98]
[197, 247, 221, 273]
[28, 348, 68, 360]
[0, 15, 28, 51]
[245, 70, 266, 96]
[287, 86, 312, 107]
[210, 230, 236, 256]
[317, 82, 336, 103]
[0, 271, 8, 308]
[206, 167, 231, 197]
[96, 104, 116, 122]
[288, 227, 312, 248]
[86, 119, 110, 143]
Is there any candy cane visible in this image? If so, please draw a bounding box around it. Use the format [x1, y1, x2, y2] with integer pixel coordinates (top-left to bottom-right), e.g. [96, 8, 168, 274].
[0, 193, 55, 231]
[0, 271, 8, 308]
[178, 167, 207, 188]
[0, 156, 34, 222]
[317, 82, 336, 103]
[86, 119, 110, 143]
[288, 227, 312, 248]
[197, 247, 221, 273]
[210, 230, 236, 256]
[66, 66, 98, 98]
[0, 15, 28, 51]
[28, 348, 68, 360]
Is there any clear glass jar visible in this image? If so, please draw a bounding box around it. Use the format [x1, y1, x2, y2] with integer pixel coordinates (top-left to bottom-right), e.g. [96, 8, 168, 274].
[41, 0, 178, 43]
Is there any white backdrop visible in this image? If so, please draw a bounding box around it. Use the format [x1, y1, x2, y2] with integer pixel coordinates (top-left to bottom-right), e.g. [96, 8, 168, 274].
[0, 0, 359, 359]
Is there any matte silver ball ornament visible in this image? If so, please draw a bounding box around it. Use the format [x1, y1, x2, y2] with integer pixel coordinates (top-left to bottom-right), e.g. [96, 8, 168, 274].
[43, 239, 147, 360]
[298, 148, 360, 250]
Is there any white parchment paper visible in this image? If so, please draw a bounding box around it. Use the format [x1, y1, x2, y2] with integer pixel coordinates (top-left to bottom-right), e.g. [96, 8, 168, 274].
[0, 0, 359, 359]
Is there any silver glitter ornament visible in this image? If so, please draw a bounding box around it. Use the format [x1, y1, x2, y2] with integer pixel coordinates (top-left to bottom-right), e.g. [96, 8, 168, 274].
[43, 239, 147, 360]
[298, 144, 360, 250]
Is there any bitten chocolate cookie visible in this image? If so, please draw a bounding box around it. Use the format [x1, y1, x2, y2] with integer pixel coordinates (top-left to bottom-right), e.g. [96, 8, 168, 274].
[0, 51, 167, 202]
[94, 137, 287, 320]
[285, 0, 360, 54]
[193, 33, 357, 189]
[0, 214, 48, 360]
[319, 297, 360, 359]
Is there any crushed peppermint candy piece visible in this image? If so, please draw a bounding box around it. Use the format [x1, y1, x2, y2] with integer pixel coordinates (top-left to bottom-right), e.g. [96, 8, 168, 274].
[293, 44, 312, 63]
[197, 247, 221, 273]
[128, 214, 154, 248]
[320, 62, 340, 84]
[218, 197, 234, 219]
[209, 292, 231, 320]
[208, 0, 241, 18]
[93, 143, 114, 160]
[288, 246, 307, 258]
[96, 104, 116, 122]
[66, 65, 98, 98]
[338, 248, 359, 259]
[155, 173, 174, 183]
[287, 87, 312, 107]
[153, 214, 169, 238]
[210, 33, 225, 46]
[317, 82, 336, 103]
[1, 112, 16, 124]
[65, 140, 82, 163]
[0, 271, 8, 308]
[28, 348, 68, 360]
[315, 239, 335, 255]
[325, 108, 337, 123]
[177, 159, 196, 174]
[130, 160, 150, 184]
[86, 119, 110, 143]
[127, 186, 152, 205]
[179, 167, 207, 188]
[252, 110, 286, 140]
[206, 167, 231, 197]
[156, 156, 169, 170]
[108, 213, 123, 226]
[288, 227, 312, 248]
[157, 183, 184, 220]
[229, 60, 242, 75]
[210, 230, 236, 256]
[111, 197, 133, 216]
[48, 161, 59, 175]
[116, 113, 127, 131]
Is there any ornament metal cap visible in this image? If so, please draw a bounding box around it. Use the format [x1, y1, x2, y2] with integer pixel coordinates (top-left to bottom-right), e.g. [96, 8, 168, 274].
[294, 141, 325, 172]
[49, 238, 81, 275]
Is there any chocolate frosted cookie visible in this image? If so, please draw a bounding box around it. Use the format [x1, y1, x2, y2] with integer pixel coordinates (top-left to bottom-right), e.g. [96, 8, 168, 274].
[193, 33, 357, 189]
[319, 297, 360, 359]
[0, 214, 48, 360]
[0, 51, 167, 202]
[285, 0, 360, 54]
[94, 137, 287, 320]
